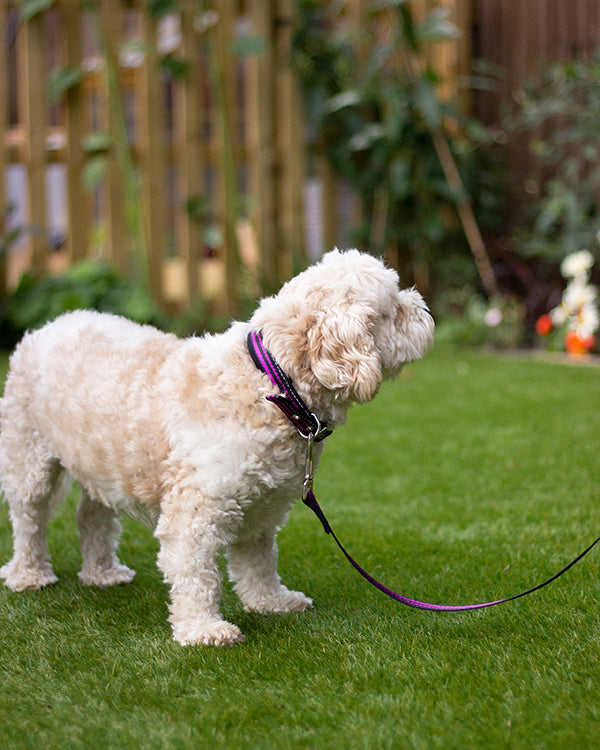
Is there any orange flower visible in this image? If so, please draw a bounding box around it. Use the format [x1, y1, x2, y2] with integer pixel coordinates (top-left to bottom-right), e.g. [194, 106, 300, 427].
[536, 314, 553, 336]
[565, 330, 595, 355]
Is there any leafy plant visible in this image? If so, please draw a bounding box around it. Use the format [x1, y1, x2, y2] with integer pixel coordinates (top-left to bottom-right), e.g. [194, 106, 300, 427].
[510, 54, 600, 263]
[292, 0, 502, 297]
[2, 260, 167, 346]
[18, 0, 54, 22]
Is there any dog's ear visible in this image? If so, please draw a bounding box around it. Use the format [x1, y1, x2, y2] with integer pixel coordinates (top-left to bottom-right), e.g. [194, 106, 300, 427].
[305, 304, 382, 403]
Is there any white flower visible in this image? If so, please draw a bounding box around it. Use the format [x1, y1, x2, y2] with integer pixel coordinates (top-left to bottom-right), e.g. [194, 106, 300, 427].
[562, 280, 597, 312]
[561, 249, 594, 279]
[575, 304, 599, 339]
[485, 307, 502, 326]
[547, 249, 598, 346]
[550, 304, 568, 326]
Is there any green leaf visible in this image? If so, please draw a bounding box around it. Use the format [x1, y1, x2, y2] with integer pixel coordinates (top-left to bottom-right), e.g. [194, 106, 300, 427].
[82, 132, 112, 154]
[19, 0, 54, 22]
[322, 90, 363, 114]
[83, 156, 107, 192]
[231, 35, 268, 57]
[414, 79, 442, 130]
[415, 7, 460, 44]
[160, 53, 190, 78]
[147, 0, 179, 18]
[389, 158, 411, 198]
[48, 67, 84, 105]
[185, 195, 210, 223]
[348, 123, 385, 151]
[371, 0, 409, 9]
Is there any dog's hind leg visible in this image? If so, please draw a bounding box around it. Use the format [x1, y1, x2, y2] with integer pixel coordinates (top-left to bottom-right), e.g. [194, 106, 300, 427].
[76, 490, 135, 587]
[0, 445, 63, 591]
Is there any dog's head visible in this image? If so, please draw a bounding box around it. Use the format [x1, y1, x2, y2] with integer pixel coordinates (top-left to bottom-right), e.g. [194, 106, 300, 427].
[250, 249, 434, 404]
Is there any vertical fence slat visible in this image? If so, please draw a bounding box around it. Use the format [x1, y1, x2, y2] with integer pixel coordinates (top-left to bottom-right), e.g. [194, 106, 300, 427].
[276, 0, 306, 275]
[214, 0, 242, 311]
[175, 0, 203, 307]
[317, 156, 338, 255]
[19, 9, 47, 274]
[454, 0, 472, 114]
[61, 0, 89, 262]
[138, 11, 167, 305]
[0, 0, 8, 298]
[100, 0, 129, 274]
[247, 0, 278, 289]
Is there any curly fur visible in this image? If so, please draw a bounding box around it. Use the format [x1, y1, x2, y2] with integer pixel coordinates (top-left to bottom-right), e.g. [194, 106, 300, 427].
[0, 249, 434, 646]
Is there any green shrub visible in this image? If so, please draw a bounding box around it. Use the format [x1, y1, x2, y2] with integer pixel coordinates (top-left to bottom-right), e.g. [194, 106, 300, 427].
[292, 0, 505, 294]
[510, 54, 600, 263]
[0, 261, 169, 346]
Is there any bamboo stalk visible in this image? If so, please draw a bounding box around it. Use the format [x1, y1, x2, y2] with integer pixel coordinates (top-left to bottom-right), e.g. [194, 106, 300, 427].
[431, 128, 499, 298]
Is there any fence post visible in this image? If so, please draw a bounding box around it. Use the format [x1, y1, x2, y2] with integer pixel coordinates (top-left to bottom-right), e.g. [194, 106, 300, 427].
[276, 0, 307, 277]
[60, 0, 89, 263]
[99, 0, 129, 275]
[454, 0, 473, 114]
[0, 1, 7, 300]
[19, 8, 47, 275]
[247, 0, 278, 292]
[174, 0, 205, 309]
[213, 0, 242, 314]
[138, 10, 167, 306]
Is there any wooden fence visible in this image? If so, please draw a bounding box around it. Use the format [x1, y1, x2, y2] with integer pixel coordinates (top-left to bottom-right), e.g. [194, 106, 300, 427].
[474, 0, 600, 192]
[0, 0, 472, 314]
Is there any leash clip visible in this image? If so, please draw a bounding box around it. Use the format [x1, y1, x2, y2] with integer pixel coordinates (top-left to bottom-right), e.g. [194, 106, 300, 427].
[302, 431, 315, 502]
[293, 412, 331, 443]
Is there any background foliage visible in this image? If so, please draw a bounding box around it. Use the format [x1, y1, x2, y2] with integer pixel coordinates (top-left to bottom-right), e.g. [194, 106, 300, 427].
[293, 0, 505, 301]
[510, 54, 600, 264]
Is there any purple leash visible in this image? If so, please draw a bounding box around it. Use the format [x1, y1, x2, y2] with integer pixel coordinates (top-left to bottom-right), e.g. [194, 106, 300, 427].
[247, 329, 600, 612]
[303, 488, 600, 611]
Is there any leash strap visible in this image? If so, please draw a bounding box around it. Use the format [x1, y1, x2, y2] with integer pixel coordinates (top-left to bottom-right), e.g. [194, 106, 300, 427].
[303, 488, 600, 611]
[247, 327, 600, 611]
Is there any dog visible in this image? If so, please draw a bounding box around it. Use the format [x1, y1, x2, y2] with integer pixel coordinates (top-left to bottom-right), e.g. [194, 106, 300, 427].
[0, 249, 434, 646]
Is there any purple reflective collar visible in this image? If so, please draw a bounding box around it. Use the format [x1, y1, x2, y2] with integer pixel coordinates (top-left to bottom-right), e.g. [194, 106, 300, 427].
[247, 329, 600, 612]
[247, 329, 332, 441]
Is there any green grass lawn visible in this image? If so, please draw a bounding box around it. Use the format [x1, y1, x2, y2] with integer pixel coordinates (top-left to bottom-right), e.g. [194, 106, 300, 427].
[1, 345, 599, 749]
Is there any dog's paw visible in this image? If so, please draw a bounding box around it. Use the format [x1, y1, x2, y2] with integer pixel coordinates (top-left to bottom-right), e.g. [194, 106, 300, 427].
[172, 618, 246, 647]
[242, 587, 313, 614]
[78, 563, 136, 587]
[0, 559, 58, 591]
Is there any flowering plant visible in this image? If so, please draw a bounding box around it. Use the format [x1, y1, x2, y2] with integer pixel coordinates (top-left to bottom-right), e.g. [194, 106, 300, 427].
[536, 249, 599, 355]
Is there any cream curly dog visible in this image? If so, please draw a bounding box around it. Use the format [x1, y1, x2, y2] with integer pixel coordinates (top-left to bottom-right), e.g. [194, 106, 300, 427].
[0, 249, 434, 646]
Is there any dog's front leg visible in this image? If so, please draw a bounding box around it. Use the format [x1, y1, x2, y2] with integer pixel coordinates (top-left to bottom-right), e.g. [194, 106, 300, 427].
[227, 518, 313, 615]
[154, 493, 245, 647]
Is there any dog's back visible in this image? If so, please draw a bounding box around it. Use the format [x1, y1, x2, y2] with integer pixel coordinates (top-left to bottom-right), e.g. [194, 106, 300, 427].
[0, 311, 179, 519]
